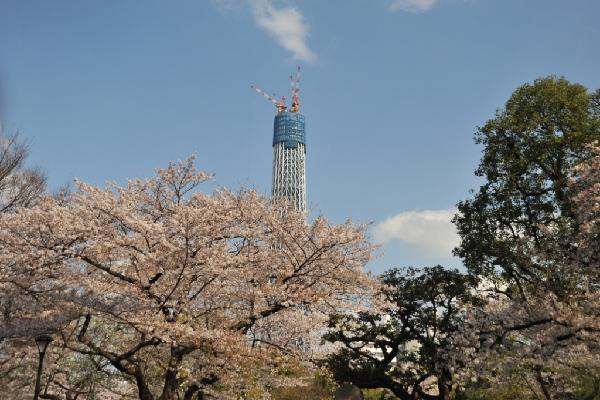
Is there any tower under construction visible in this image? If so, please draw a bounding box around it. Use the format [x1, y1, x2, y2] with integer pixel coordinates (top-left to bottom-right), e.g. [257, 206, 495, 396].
[252, 67, 306, 213]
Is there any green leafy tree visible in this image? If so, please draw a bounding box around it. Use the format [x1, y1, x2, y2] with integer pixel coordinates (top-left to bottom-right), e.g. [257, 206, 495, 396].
[452, 76, 600, 399]
[453, 76, 600, 296]
[324, 267, 479, 400]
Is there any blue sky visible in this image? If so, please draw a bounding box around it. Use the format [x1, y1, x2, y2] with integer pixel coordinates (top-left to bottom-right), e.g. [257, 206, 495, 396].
[1, 0, 598, 274]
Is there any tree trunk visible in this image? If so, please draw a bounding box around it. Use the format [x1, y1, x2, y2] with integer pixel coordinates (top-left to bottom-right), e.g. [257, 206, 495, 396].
[437, 369, 452, 400]
[535, 367, 552, 400]
[183, 384, 200, 400]
[134, 368, 155, 400]
[159, 345, 191, 400]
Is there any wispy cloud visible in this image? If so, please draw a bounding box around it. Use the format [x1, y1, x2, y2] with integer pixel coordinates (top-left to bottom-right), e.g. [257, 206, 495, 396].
[373, 209, 459, 258]
[389, 0, 438, 13]
[249, 0, 316, 62]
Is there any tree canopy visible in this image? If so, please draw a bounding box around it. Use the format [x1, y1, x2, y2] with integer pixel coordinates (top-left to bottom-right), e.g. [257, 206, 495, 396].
[325, 267, 479, 400]
[452, 77, 600, 399]
[0, 157, 376, 400]
[454, 76, 600, 294]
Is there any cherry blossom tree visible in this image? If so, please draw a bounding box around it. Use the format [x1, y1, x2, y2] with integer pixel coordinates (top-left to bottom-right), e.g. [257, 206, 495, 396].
[0, 157, 376, 400]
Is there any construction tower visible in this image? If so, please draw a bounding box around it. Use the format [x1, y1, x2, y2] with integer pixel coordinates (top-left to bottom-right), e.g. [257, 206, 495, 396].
[252, 67, 306, 213]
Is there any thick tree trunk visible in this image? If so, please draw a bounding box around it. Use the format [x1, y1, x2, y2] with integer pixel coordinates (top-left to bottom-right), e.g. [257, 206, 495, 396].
[345, 369, 416, 400]
[159, 345, 192, 400]
[379, 375, 415, 400]
[135, 367, 155, 400]
[437, 369, 452, 400]
[183, 384, 200, 400]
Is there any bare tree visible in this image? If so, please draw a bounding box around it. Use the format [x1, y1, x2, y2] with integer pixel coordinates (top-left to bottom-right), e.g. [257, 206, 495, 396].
[0, 129, 46, 213]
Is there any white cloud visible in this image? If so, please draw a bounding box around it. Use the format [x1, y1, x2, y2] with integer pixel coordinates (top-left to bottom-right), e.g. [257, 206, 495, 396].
[373, 209, 459, 258]
[249, 0, 316, 62]
[389, 0, 437, 13]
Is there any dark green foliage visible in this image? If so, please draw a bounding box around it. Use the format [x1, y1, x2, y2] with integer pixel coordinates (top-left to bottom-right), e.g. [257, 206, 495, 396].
[324, 267, 479, 400]
[453, 76, 600, 297]
[451, 77, 600, 399]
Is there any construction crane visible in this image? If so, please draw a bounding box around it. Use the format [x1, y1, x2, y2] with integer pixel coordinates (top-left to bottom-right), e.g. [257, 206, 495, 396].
[251, 66, 301, 113]
[290, 65, 301, 113]
[250, 85, 286, 113]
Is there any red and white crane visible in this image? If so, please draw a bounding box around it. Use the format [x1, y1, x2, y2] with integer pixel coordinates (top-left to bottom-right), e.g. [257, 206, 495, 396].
[250, 85, 286, 113]
[251, 66, 301, 113]
[289, 65, 301, 113]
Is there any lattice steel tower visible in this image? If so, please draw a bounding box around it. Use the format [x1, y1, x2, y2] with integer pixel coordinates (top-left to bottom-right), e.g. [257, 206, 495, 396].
[251, 67, 306, 213]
